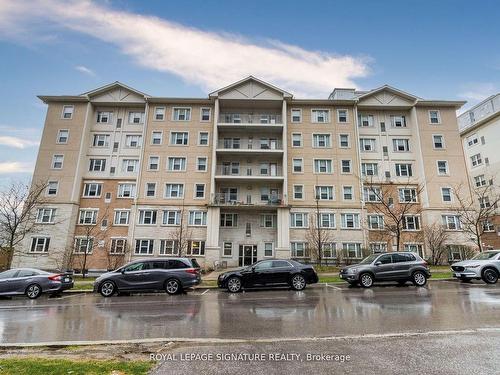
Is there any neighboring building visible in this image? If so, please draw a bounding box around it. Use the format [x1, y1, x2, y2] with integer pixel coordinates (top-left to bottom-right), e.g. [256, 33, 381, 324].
[458, 93, 500, 249]
[13, 77, 472, 271]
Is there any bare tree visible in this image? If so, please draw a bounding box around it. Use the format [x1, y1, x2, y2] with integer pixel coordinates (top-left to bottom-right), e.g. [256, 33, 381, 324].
[106, 240, 132, 271]
[423, 222, 449, 265]
[453, 180, 500, 252]
[306, 196, 334, 265]
[0, 180, 49, 268]
[168, 201, 192, 257]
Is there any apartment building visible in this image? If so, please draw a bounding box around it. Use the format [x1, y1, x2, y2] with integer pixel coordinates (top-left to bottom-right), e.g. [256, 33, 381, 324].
[13, 77, 472, 271]
[458, 93, 500, 249]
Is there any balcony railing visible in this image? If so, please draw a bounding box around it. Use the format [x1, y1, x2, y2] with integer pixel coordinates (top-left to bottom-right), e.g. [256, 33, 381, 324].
[217, 139, 283, 150]
[216, 165, 283, 177]
[219, 113, 282, 125]
[213, 193, 283, 206]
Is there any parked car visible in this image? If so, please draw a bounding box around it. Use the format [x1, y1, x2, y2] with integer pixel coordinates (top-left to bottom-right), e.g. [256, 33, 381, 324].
[0, 268, 73, 299]
[339, 252, 431, 288]
[451, 250, 500, 284]
[93, 258, 201, 297]
[217, 259, 318, 293]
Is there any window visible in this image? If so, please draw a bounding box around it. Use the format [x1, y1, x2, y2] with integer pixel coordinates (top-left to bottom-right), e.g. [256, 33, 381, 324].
[292, 133, 302, 147]
[442, 215, 461, 230]
[343, 186, 353, 200]
[30, 237, 50, 253]
[437, 160, 449, 175]
[117, 183, 136, 198]
[339, 134, 350, 148]
[47, 181, 58, 196]
[312, 109, 329, 123]
[52, 155, 64, 169]
[125, 135, 142, 148]
[433, 135, 444, 149]
[261, 214, 277, 228]
[83, 183, 102, 197]
[441, 187, 452, 202]
[291, 242, 307, 258]
[292, 159, 303, 173]
[167, 157, 187, 171]
[151, 132, 162, 145]
[97, 111, 112, 124]
[363, 186, 381, 202]
[264, 243, 273, 257]
[122, 159, 139, 173]
[93, 134, 110, 147]
[343, 243, 361, 258]
[128, 112, 145, 124]
[163, 210, 180, 226]
[159, 240, 179, 256]
[291, 109, 302, 123]
[199, 132, 209, 146]
[361, 163, 378, 176]
[322, 243, 336, 258]
[222, 242, 232, 257]
[89, 158, 106, 172]
[403, 216, 420, 230]
[399, 188, 418, 202]
[393, 138, 410, 152]
[75, 237, 93, 254]
[197, 157, 207, 172]
[368, 215, 384, 230]
[474, 175, 487, 187]
[57, 129, 69, 144]
[138, 210, 157, 225]
[62, 105, 74, 119]
[319, 213, 335, 228]
[395, 163, 413, 177]
[187, 240, 205, 256]
[470, 153, 482, 167]
[313, 134, 331, 148]
[341, 160, 352, 173]
[220, 213, 238, 227]
[79, 209, 98, 225]
[483, 220, 495, 232]
[467, 134, 478, 147]
[189, 211, 207, 226]
[360, 138, 376, 152]
[293, 185, 304, 200]
[337, 109, 348, 123]
[198, 108, 211, 122]
[291, 213, 308, 228]
[110, 239, 127, 254]
[170, 132, 189, 145]
[148, 156, 159, 170]
[165, 184, 184, 198]
[173, 108, 191, 121]
[114, 210, 130, 225]
[315, 186, 334, 200]
[358, 114, 373, 127]
[36, 208, 56, 224]
[154, 107, 165, 121]
[135, 239, 154, 255]
[391, 115, 406, 127]
[341, 213, 360, 229]
[479, 196, 491, 209]
[145, 183, 156, 197]
[429, 110, 441, 124]
[404, 244, 424, 257]
[194, 184, 205, 198]
[314, 159, 332, 174]
[370, 243, 387, 253]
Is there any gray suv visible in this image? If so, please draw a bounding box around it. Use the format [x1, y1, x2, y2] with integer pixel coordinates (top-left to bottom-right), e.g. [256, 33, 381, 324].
[451, 250, 500, 284]
[340, 252, 431, 288]
[94, 258, 201, 297]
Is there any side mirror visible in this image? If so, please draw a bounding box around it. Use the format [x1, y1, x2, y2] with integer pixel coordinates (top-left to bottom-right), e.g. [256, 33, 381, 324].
[121, 269, 126, 274]
[251, 267, 256, 272]
[375, 261, 382, 266]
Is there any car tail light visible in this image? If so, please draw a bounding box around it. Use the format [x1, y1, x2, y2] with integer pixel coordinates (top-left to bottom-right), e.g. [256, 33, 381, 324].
[48, 274, 62, 281]
[185, 268, 199, 275]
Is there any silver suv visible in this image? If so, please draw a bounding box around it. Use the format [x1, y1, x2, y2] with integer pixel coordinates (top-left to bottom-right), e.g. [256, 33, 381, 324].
[340, 252, 431, 288]
[451, 250, 500, 284]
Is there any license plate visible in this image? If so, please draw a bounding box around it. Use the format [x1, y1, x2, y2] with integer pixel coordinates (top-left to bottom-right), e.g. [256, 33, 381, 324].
[64, 277, 70, 282]
[454, 273, 461, 277]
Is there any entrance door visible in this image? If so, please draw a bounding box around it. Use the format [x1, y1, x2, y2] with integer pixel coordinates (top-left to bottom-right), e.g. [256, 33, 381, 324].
[239, 245, 257, 266]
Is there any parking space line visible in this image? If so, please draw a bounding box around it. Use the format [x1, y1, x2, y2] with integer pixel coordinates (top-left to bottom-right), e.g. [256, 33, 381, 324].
[326, 284, 342, 290]
[200, 289, 210, 295]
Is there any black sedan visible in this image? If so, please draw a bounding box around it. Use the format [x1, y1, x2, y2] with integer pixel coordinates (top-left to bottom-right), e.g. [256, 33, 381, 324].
[218, 259, 318, 292]
[0, 268, 74, 299]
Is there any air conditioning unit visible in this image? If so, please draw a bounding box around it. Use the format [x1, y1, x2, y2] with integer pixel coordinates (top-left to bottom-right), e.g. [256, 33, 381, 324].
[380, 122, 386, 132]
[110, 167, 116, 174]
[116, 118, 122, 128]
[385, 171, 391, 178]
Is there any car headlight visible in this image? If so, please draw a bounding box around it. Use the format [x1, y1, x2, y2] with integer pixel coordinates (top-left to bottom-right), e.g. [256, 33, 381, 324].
[466, 265, 480, 269]
[348, 268, 358, 274]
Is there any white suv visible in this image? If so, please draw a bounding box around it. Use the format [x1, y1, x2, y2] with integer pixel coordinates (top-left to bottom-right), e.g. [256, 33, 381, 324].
[451, 250, 500, 284]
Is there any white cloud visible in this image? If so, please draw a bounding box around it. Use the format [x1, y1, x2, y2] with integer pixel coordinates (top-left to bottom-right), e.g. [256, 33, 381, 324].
[0, 161, 34, 174]
[458, 82, 497, 114]
[75, 65, 95, 76]
[0, 0, 371, 97]
[0, 136, 39, 149]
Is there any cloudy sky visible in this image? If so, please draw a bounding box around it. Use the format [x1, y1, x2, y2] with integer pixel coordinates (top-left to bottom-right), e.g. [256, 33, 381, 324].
[0, 0, 499, 184]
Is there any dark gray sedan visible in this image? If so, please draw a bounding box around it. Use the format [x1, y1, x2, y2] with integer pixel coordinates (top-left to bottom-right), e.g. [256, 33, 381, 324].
[0, 268, 74, 299]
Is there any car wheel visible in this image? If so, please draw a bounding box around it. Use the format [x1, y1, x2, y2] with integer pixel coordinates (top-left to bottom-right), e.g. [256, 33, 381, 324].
[165, 279, 181, 295]
[25, 284, 42, 299]
[99, 280, 116, 297]
[227, 276, 242, 293]
[291, 274, 306, 291]
[482, 268, 499, 284]
[412, 271, 427, 287]
[359, 273, 374, 288]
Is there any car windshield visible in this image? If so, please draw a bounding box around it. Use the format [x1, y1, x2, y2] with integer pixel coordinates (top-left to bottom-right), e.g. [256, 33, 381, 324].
[472, 251, 500, 260]
[359, 254, 380, 264]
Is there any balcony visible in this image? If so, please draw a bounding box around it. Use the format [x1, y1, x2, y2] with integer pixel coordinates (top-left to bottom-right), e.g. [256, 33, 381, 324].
[212, 193, 284, 208]
[215, 165, 284, 181]
[218, 113, 283, 129]
[216, 139, 283, 155]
